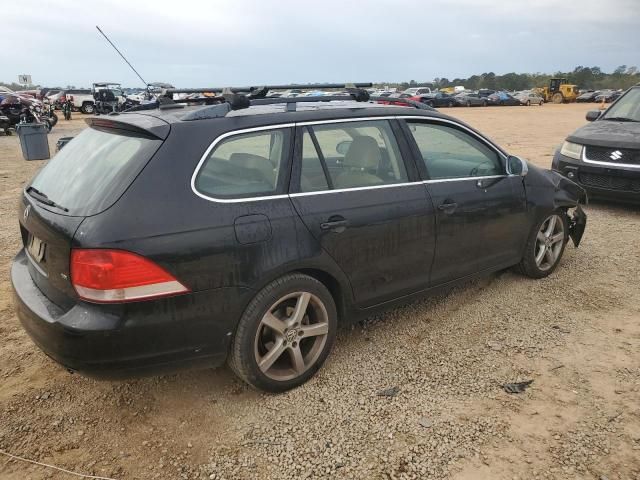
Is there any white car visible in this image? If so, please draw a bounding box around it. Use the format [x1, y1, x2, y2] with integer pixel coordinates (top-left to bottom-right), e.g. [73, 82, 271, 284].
[403, 87, 432, 96]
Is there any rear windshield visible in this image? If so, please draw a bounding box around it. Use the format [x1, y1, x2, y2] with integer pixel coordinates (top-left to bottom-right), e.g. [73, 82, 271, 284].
[28, 127, 162, 216]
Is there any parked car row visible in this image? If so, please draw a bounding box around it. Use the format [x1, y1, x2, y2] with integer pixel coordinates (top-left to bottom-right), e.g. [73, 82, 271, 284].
[575, 89, 623, 103]
[397, 89, 544, 108]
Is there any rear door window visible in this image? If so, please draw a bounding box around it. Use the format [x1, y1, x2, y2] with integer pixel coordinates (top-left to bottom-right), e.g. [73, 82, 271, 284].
[28, 126, 162, 216]
[299, 120, 408, 191]
[194, 128, 291, 199]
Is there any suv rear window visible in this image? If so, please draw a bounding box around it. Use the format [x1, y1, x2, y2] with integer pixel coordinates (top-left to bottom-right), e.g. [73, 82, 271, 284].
[28, 127, 162, 216]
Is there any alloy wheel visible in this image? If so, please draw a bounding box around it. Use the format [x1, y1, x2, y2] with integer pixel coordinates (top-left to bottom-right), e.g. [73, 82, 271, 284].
[534, 214, 565, 271]
[254, 292, 329, 381]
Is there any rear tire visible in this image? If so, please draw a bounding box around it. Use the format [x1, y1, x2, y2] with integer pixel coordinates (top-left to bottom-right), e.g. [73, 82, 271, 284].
[518, 211, 569, 279]
[552, 93, 564, 104]
[229, 273, 337, 392]
[526, 100, 531, 106]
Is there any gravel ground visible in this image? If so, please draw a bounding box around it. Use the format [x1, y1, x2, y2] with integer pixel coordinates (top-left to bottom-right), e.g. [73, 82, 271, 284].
[0, 104, 639, 480]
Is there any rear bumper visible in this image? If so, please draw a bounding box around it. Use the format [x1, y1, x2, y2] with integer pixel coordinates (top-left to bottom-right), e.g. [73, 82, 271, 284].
[552, 152, 640, 204]
[11, 249, 250, 379]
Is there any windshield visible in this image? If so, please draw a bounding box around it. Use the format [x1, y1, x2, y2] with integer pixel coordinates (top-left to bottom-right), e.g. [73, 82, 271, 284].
[602, 88, 640, 122]
[28, 127, 162, 216]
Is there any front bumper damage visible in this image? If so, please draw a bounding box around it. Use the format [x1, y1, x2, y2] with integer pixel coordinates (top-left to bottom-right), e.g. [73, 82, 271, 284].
[567, 204, 587, 247]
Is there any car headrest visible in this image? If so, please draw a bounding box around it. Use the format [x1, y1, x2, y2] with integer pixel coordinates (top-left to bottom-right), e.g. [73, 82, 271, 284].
[343, 136, 382, 170]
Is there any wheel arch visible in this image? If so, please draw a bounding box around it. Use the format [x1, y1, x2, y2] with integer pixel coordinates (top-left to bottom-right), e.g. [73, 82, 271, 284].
[295, 267, 350, 324]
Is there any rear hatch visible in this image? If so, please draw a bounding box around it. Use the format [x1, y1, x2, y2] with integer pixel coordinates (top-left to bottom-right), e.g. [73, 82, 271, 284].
[19, 116, 167, 309]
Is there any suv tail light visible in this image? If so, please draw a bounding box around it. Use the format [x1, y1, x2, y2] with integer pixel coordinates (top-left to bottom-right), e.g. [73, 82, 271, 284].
[70, 249, 189, 303]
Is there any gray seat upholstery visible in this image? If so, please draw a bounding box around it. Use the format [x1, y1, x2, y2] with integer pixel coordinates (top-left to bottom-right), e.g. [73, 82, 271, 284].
[334, 136, 384, 188]
[228, 153, 276, 187]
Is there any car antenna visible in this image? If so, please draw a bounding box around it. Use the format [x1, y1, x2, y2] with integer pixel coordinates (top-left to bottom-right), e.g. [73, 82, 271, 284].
[95, 25, 148, 88]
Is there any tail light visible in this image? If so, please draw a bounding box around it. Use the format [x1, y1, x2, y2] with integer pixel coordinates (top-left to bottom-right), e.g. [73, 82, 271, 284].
[70, 249, 189, 303]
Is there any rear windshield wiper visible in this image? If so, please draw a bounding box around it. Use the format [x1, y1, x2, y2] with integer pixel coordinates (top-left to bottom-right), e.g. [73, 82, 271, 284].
[26, 186, 69, 212]
[601, 116, 638, 122]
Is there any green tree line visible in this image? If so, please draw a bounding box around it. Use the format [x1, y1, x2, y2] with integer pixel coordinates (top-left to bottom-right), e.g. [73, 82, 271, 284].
[388, 65, 639, 92]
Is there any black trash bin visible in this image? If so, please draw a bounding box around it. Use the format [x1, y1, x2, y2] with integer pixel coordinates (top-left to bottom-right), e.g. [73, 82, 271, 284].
[16, 123, 50, 160]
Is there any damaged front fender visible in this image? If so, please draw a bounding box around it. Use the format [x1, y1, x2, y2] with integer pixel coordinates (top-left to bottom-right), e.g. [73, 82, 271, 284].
[523, 164, 587, 247]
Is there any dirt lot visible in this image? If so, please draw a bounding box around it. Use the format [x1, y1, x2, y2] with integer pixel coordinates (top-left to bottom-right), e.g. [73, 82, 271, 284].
[1, 104, 639, 480]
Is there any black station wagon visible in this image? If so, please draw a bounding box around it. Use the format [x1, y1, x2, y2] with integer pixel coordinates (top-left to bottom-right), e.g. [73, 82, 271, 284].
[12, 85, 587, 391]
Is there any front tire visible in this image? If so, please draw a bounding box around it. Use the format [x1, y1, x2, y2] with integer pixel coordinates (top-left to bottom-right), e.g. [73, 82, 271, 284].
[229, 274, 337, 392]
[518, 212, 569, 279]
[81, 102, 94, 114]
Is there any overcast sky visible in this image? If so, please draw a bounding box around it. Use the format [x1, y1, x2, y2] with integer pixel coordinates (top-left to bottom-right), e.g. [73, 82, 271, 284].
[4, 0, 639, 88]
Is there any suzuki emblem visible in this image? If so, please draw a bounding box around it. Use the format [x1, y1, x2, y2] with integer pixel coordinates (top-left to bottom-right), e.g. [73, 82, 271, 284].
[610, 150, 623, 160]
[23, 205, 31, 221]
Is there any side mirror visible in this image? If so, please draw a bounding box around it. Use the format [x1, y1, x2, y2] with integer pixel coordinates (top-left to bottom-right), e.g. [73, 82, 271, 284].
[586, 110, 600, 122]
[336, 140, 352, 155]
[508, 156, 528, 177]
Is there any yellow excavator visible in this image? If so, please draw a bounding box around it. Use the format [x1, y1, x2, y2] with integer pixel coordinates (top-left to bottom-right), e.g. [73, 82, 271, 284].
[536, 78, 579, 103]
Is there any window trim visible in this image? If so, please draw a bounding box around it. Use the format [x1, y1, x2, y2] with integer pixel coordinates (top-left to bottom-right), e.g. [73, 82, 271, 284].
[191, 124, 295, 203]
[190, 116, 511, 203]
[399, 117, 508, 181]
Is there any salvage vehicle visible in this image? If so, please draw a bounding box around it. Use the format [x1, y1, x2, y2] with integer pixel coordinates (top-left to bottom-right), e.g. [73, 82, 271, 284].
[403, 87, 432, 96]
[553, 84, 640, 203]
[595, 90, 622, 103]
[487, 92, 521, 106]
[415, 92, 456, 108]
[454, 92, 488, 107]
[576, 90, 600, 103]
[62, 89, 95, 114]
[92, 82, 125, 114]
[11, 83, 587, 392]
[515, 92, 544, 106]
[0, 94, 58, 132]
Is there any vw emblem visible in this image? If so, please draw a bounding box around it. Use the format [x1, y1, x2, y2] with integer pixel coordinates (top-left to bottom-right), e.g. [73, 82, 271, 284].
[286, 329, 297, 343]
[23, 205, 31, 221]
[610, 150, 623, 160]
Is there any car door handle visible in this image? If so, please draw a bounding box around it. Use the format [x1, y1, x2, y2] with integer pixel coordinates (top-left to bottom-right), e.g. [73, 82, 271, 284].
[437, 202, 458, 214]
[320, 217, 349, 233]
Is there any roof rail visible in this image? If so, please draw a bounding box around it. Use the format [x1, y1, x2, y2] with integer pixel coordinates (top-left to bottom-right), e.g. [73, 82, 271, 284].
[251, 95, 434, 110]
[122, 83, 436, 118]
[165, 83, 373, 95]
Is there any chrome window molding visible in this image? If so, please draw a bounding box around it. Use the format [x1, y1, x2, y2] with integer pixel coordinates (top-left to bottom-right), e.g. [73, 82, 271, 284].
[290, 181, 422, 198]
[190, 123, 295, 204]
[191, 115, 511, 203]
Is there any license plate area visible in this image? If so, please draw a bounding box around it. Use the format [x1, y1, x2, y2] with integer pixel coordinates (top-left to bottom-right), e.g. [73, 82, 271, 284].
[27, 233, 47, 264]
